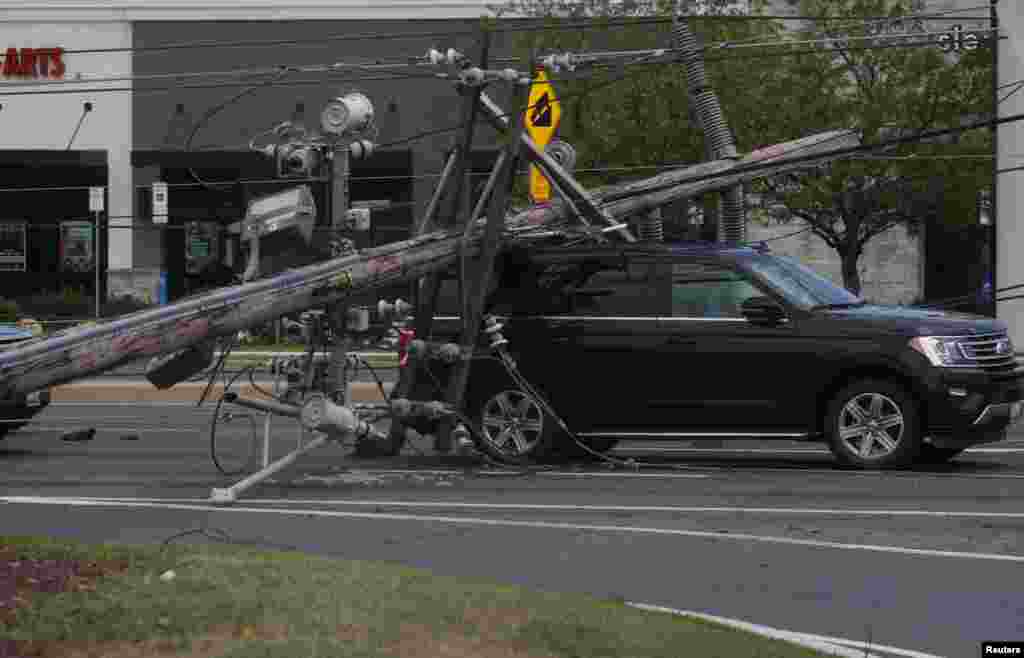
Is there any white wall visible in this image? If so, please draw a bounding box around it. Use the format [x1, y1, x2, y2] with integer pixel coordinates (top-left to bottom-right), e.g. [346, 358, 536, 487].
[996, 0, 1024, 343]
[0, 22, 133, 272]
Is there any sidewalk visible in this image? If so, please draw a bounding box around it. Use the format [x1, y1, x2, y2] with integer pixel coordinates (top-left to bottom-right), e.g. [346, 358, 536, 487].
[51, 379, 394, 404]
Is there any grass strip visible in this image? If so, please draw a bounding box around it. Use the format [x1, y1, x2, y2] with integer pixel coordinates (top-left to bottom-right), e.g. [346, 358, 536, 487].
[1, 534, 829, 658]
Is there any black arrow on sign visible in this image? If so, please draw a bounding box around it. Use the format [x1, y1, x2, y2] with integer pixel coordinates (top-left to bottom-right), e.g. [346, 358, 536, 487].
[530, 92, 553, 127]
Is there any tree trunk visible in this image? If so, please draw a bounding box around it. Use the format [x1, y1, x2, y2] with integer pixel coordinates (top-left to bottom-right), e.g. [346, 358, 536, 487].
[840, 250, 862, 296]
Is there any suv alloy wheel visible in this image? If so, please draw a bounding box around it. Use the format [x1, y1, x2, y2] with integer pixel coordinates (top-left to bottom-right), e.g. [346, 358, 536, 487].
[825, 379, 923, 468]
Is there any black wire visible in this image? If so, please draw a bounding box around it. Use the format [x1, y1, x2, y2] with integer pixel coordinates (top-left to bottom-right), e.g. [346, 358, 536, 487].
[57, 5, 995, 57]
[185, 67, 294, 194]
[197, 341, 235, 407]
[248, 365, 285, 402]
[209, 365, 257, 477]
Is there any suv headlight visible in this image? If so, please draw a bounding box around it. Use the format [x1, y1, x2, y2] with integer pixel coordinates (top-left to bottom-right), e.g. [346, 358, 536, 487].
[909, 336, 976, 367]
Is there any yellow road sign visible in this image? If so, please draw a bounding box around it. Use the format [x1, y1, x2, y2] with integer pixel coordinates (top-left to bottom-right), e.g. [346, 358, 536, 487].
[529, 165, 551, 203]
[525, 69, 561, 148]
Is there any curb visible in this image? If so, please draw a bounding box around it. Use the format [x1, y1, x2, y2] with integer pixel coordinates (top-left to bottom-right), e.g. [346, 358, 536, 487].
[51, 382, 393, 404]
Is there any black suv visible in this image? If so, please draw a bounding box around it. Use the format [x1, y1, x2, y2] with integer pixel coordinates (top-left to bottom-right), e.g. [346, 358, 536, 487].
[418, 241, 1023, 469]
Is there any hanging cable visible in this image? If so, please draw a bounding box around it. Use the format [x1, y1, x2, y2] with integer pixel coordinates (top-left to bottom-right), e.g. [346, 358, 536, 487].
[184, 67, 294, 194]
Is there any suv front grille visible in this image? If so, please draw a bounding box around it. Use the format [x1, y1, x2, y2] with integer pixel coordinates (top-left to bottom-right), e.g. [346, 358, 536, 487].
[958, 333, 1018, 372]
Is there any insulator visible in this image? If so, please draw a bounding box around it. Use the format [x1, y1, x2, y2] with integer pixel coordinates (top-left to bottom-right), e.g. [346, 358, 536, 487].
[349, 139, 375, 160]
[346, 307, 370, 332]
[483, 316, 508, 349]
[672, 21, 708, 90]
[719, 186, 747, 245]
[545, 140, 577, 172]
[461, 67, 485, 85]
[377, 298, 413, 319]
[693, 92, 738, 159]
[426, 48, 446, 65]
[637, 209, 664, 243]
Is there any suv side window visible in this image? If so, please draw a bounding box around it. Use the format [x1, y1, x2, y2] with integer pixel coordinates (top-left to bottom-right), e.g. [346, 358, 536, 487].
[672, 261, 763, 319]
[572, 258, 667, 317]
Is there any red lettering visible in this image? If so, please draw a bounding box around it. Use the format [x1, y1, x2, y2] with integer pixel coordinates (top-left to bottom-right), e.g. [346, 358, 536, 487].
[3, 48, 19, 76]
[18, 48, 36, 77]
[51, 47, 65, 78]
[35, 49, 50, 77]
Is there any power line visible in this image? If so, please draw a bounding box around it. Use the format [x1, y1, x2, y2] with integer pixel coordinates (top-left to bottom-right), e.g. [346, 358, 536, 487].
[61, 27, 481, 56]
[0, 29, 996, 98]
[1, 10, 1000, 95]
[51, 9, 992, 58]
[0, 58, 446, 91]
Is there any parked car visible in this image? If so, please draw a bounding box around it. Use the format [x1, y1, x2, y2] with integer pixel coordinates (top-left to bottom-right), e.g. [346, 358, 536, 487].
[404, 241, 1022, 469]
[0, 324, 51, 439]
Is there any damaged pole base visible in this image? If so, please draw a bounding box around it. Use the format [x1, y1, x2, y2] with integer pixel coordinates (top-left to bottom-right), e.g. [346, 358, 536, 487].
[210, 394, 387, 504]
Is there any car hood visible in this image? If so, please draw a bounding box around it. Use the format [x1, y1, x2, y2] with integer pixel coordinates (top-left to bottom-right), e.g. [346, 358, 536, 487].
[811, 304, 1006, 337]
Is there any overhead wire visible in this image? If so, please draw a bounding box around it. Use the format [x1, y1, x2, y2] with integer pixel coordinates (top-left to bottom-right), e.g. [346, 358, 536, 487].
[57, 5, 993, 58]
[0, 22, 999, 97]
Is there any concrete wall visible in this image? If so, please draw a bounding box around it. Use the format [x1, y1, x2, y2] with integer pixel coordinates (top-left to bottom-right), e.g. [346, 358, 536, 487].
[0, 21, 134, 277]
[746, 219, 924, 306]
[996, 0, 1024, 343]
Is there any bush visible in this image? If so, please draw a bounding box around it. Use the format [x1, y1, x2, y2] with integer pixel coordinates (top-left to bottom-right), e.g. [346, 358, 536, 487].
[0, 298, 20, 324]
[17, 289, 154, 325]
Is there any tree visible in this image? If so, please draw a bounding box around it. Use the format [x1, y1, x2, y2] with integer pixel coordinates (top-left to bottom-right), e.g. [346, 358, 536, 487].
[493, 0, 993, 296]
[492, 0, 786, 222]
[756, 0, 994, 295]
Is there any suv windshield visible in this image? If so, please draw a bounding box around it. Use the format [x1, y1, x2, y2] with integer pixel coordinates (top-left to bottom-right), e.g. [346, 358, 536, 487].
[742, 254, 863, 309]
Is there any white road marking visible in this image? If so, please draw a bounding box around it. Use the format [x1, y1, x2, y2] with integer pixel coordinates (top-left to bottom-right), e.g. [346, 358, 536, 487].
[48, 497, 1024, 519]
[619, 446, 1024, 455]
[27, 426, 206, 434]
[292, 469, 709, 479]
[4, 496, 1023, 564]
[628, 604, 944, 658]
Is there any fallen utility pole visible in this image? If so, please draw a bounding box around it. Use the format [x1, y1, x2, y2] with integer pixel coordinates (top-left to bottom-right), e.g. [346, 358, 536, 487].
[0, 125, 857, 400]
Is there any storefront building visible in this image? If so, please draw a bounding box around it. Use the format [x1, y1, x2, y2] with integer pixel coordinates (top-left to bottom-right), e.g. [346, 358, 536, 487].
[1, 2, 511, 313]
[0, 19, 132, 312]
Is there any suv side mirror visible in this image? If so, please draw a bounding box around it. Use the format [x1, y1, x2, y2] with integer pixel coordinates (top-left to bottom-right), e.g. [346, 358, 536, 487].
[741, 296, 786, 325]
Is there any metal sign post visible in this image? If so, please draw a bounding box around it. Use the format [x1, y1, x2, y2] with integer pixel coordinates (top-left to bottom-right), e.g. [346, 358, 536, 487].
[89, 186, 105, 319]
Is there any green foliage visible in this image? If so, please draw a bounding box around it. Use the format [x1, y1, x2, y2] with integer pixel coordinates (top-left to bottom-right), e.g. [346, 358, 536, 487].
[17, 290, 153, 322]
[495, 0, 994, 294]
[0, 298, 20, 324]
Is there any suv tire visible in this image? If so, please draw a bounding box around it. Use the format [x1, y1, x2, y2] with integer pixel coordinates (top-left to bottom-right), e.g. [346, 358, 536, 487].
[825, 379, 922, 469]
[464, 364, 561, 465]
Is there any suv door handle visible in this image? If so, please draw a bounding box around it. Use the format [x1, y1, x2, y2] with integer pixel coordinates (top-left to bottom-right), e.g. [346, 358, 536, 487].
[666, 336, 697, 346]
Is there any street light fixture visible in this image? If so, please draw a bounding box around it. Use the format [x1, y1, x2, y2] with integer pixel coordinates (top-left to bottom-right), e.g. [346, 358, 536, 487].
[320, 92, 374, 137]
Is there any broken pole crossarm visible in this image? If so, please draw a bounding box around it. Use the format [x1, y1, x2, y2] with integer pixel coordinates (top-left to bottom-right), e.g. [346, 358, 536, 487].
[475, 91, 636, 243]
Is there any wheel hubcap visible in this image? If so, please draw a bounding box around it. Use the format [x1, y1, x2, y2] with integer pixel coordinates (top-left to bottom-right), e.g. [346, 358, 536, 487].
[481, 390, 544, 457]
[838, 392, 905, 459]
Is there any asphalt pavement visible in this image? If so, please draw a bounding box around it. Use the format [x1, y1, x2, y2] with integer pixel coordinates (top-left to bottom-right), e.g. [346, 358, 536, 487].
[2, 401, 1023, 658]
